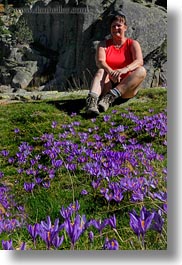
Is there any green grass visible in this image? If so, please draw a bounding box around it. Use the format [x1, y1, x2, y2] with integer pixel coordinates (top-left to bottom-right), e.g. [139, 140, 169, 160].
[0, 88, 167, 250]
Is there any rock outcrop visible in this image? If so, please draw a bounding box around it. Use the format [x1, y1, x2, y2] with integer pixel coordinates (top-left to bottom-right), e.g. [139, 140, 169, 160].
[0, 0, 167, 91]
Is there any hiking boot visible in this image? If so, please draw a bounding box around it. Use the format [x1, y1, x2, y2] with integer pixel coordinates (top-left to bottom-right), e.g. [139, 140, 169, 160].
[86, 94, 100, 116]
[98, 93, 116, 112]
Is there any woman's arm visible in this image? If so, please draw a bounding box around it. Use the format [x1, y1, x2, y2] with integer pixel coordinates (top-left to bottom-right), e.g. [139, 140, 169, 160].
[96, 41, 113, 75]
[125, 40, 144, 71]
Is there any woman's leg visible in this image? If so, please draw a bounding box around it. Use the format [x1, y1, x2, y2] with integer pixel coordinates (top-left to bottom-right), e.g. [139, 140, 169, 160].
[116, 66, 146, 98]
[98, 66, 146, 112]
[89, 68, 110, 96]
[86, 69, 110, 115]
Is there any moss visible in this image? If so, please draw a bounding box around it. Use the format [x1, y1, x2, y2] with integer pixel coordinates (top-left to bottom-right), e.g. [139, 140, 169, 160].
[160, 38, 167, 57]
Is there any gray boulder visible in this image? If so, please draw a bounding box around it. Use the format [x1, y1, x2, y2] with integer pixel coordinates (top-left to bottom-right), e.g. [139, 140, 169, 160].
[0, 43, 52, 89]
[25, 0, 167, 90]
[0, 0, 167, 91]
[11, 61, 38, 89]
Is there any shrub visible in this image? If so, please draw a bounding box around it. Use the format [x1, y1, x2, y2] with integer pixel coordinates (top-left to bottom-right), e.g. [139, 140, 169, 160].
[12, 17, 33, 45]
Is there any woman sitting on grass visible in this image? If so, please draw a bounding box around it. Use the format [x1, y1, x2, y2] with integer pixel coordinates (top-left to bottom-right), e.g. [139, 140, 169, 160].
[86, 11, 146, 116]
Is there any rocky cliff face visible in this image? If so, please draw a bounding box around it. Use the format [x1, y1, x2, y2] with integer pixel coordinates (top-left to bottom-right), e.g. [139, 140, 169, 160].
[0, 0, 167, 91]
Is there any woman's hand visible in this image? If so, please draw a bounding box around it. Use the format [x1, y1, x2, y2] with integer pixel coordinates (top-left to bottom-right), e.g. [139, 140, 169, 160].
[109, 67, 128, 83]
[109, 70, 121, 83]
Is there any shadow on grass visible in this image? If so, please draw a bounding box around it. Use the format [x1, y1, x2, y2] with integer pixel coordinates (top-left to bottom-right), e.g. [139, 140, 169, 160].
[47, 98, 87, 117]
[47, 97, 131, 119]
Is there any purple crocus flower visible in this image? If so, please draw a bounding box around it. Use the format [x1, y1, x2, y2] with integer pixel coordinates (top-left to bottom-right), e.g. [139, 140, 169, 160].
[40, 216, 52, 231]
[0, 171, 4, 178]
[107, 215, 117, 229]
[153, 191, 167, 202]
[131, 191, 144, 202]
[2, 239, 14, 250]
[42, 181, 50, 189]
[65, 163, 76, 171]
[52, 159, 63, 169]
[39, 216, 64, 250]
[70, 112, 77, 117]
[27, 224, 40, 246]
[8, 157, 15, 164]
[60, 200, 80, 219]
[129, 206, 155, 240]
[151, 210, 164, 234]
[112, 109, 118, 114]
[60, 207, 71, 219]
[19, 242, 26, 250]
[48, 168, 56, 179]
[35, 177, 42, 185]
[17, 206, 25, 212]
[24, 182, 35, 192]
[1, 149, 9, 157]
[91, 118, 96, 123]
[88, 218, 108, 234]
[80, 189, 88, 195]
[1, 219, 21, 233]
[103, 115, 111, 122]
[64, 214, 87, 247]
[88, 231, 94, 243]
[163, 203, 167, 213]
[103, 238, 119, 250]
[91, 180, 100, 189]
[51, 121, 58, 129]
[14, 128, 20, 134]
[52, 235, 64, 249]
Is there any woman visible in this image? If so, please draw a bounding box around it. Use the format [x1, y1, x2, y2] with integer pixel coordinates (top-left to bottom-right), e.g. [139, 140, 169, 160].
[86, 11, 146, 115]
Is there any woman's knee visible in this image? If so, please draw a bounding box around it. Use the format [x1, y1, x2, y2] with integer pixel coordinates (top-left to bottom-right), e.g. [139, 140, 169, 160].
[136, 66, 147, 79]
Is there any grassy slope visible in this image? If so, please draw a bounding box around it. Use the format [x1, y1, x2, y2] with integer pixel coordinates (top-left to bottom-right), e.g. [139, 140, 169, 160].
[0, 88, 167, 250]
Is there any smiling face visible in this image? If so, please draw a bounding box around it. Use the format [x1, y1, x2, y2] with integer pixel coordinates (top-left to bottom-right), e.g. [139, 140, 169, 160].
[110, 16, 127, 39]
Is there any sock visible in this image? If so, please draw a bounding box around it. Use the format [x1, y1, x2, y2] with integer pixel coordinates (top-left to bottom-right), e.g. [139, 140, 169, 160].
[110, 87, 121, 98]
[89, 91, 99, 98]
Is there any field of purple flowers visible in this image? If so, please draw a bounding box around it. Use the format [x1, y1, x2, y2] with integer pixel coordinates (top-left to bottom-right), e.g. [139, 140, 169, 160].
[0, 88, 167, 250]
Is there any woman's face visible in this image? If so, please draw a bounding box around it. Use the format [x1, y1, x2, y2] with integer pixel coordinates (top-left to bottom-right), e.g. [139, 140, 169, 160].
[110, 19, 127, 38]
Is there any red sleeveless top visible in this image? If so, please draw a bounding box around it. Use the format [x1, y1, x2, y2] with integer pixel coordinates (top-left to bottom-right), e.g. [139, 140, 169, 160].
[105, 38, 133, 71]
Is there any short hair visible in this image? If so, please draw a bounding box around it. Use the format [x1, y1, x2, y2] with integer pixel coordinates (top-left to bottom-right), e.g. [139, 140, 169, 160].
[109, 11, 127, 26]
